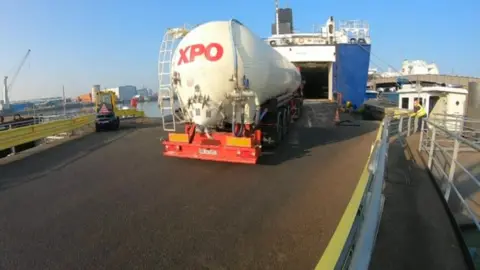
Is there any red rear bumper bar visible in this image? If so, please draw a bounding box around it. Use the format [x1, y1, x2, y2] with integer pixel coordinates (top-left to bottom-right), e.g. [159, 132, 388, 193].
[162, 129, 262, 164]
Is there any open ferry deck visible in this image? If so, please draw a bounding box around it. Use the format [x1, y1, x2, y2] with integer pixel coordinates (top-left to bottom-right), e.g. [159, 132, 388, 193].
[0, 101, 382, 269]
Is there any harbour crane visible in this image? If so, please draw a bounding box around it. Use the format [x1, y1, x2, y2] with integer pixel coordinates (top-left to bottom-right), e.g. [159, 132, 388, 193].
[2, 49, 31, 108]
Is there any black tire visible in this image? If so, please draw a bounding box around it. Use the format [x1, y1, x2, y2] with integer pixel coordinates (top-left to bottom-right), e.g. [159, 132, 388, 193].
[294, 100, 303, 118]
[95, 123, 101, 132]
[282, 107, 289, 136]
[275, 109, 284, 146]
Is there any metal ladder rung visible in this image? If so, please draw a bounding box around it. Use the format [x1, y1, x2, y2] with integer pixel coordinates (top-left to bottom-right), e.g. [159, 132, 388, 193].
[158, 26, 190, 132]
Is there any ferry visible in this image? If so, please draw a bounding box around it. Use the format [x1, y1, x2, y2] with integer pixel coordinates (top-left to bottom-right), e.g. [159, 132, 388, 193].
[363, 82, 468, 128]
[397, 84, 468, 131]
[264, 2, 371, 109]
[157, 2, 371, 113]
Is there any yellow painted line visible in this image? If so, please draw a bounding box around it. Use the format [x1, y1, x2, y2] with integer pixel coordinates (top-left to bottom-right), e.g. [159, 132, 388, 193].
[315, 122, 383, 270]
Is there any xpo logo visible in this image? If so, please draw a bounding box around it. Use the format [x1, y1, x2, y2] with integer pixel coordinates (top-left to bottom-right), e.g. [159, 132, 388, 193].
[177, 43, 224, 66]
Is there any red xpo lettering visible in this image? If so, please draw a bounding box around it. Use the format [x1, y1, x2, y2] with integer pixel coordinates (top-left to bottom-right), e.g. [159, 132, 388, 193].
[177, 43, 224, 66]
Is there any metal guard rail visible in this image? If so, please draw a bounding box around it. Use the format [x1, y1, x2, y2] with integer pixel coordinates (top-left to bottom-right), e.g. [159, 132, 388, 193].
[418, 114, 480, 230]
[0, 114, 95, 151]
[317, 111, 479, 269]
[317, 113, 399, 270]
[0, 108, 145, 152]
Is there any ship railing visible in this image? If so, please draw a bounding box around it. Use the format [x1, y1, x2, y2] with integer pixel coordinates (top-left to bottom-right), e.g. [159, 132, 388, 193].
[320, 110, 476, 269]
[428, 113, 480, 144]
[337, 20, 370, 41]
[418, 115, 480, 232]
[338, 20, 370, 31]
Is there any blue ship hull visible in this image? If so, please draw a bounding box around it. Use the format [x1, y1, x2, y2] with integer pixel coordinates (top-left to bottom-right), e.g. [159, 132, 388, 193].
[333, 44, 371, 109]
[10, 103, 35, 113]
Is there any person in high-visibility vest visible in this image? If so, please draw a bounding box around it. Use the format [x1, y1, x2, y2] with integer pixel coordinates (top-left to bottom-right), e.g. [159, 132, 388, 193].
[345, 101, 353, 114]
[413, 100, 427, 132]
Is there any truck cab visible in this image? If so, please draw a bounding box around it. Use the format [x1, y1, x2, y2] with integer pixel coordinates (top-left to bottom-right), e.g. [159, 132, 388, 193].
[95, 91, 120, 132]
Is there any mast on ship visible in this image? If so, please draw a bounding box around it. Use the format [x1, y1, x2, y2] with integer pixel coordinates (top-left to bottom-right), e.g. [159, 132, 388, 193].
[275, 0, 280, 35]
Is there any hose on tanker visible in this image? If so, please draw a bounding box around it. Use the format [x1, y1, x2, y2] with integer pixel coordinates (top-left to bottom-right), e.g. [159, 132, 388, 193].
[233, 108, 268, 137]
[233, 113, 245, 137]
[233, 122, 244, 137]
[253, 109, 268, 126]
[259, 110, 268, 122]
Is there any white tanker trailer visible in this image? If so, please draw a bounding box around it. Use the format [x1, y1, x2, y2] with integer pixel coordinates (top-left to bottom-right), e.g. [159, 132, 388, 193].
[163, 19, 305, 164]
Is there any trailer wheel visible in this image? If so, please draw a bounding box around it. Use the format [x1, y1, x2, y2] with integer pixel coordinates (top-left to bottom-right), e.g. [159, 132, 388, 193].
[298, 100, 304, 117]
[274, 109, 283, 146]
[286, 106, 292, 126]
[293, 99, 303, 119]
[288, 106, 292, 124]
[282, 107, 289, 137]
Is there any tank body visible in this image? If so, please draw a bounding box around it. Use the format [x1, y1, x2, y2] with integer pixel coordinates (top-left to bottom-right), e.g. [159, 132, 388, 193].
[171, 20, 301, 127]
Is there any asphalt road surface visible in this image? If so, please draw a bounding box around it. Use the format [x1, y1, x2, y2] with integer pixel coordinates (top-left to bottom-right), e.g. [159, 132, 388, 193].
[0, 102, 379, 270]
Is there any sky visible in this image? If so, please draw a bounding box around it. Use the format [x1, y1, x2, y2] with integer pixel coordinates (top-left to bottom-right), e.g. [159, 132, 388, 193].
[1, 0, 479, 101]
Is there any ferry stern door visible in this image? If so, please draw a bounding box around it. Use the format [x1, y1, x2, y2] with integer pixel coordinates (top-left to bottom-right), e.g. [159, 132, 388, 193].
[271, 45, 335, 102]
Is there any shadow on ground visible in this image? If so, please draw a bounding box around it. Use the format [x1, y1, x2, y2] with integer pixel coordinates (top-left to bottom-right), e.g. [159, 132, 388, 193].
[449, 161, 480, 218]
[259, 109, 379, 166]
[370, 138, 472, 270]
[412, 136, 480, 225]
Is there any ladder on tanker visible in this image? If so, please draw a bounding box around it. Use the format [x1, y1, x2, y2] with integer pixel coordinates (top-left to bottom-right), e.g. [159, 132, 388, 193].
[158, 26, 190, 131]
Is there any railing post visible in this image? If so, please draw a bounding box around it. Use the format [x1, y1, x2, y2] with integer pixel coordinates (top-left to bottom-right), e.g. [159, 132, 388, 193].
[459, 115, 465, 137]
[443, 113, 447, 130]
[455, 116, 459, 135]
[398, 116, 403, 135]
[418, 119, 426, 152]
[445, 137, 460, 201]
[428, 126, 436, 170]
[407, 116, 412, 136]
[8, 124, 16, 155]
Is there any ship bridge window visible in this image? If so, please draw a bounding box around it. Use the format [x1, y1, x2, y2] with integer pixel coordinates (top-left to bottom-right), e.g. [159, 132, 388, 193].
[401, 97, 409, 109]
[296, 62, 329, 99]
